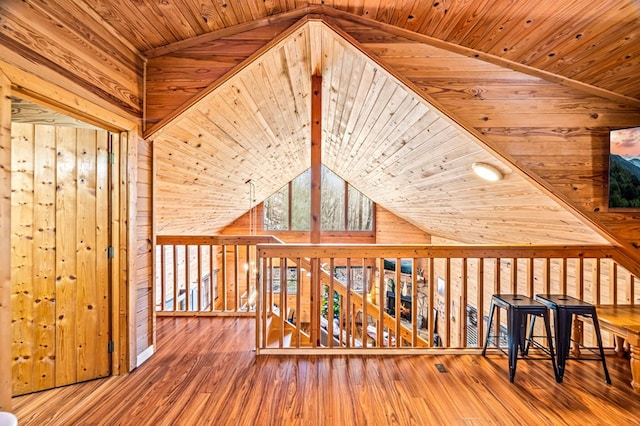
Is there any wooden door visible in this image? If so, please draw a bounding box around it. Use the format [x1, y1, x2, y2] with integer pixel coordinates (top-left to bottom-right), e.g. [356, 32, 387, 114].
[11, 122, 112, 395]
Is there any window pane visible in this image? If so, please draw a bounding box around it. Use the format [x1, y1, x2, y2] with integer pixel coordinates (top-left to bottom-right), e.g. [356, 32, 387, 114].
[287, 267, 298, 294]
[263, 185, 289, 230]
[321, 166, 345, 230]
[348, 184, 373, 231]
[291, 169, 311, 230]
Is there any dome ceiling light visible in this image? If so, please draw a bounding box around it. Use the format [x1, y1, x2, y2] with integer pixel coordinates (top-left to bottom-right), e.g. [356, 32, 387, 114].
[472, 162, 503, 182]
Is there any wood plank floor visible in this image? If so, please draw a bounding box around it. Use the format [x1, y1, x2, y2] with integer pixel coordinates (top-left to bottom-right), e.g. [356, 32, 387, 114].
[13, 317, 640, 425]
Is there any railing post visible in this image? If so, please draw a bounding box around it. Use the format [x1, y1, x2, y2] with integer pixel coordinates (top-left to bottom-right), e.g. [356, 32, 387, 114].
[328, 258, 335, 348]
[526, 258, 534, 298]
[173, 245, 178, 312]
[295, 258, 302, 348]
[477, 258, 484, 349]
[160, 245, 166, 311]
[461, 258, 468, 348]
[222, 245, 228, 311]
[210, 245, 215, 312]
[428, 257, 435, 347]
[308, 257, 316, 347]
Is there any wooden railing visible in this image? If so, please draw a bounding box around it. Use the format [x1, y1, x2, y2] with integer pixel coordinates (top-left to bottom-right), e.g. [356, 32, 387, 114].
[155, 235, 283, 316]
[255, 244, 639, 354]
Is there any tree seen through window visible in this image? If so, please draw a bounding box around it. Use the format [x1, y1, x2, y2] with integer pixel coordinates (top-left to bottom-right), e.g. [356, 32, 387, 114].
[263, 166, 373, 231]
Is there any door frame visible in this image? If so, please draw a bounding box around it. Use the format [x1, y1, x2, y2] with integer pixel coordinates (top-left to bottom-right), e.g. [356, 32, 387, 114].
[0, 61, 140, 410]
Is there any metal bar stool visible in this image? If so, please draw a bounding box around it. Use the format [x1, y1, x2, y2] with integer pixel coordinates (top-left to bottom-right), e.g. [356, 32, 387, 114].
[533, 294, 610, 384]
[482, 294, 559, 383]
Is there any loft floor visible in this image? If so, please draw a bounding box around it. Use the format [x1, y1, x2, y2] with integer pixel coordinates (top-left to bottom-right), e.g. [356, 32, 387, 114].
[13, 317, 640, 425]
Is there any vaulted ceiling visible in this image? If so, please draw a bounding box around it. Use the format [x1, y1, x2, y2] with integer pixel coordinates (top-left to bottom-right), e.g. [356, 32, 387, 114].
[149, 20, 610, 244]
[6, 1, 640, 249]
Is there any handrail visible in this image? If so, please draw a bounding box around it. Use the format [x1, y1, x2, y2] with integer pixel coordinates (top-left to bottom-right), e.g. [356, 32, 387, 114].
[153, 237, 639, 354]
[156, 235, 285, 245]
[256, 244, 638, 354]
[155, 235, 284, 316]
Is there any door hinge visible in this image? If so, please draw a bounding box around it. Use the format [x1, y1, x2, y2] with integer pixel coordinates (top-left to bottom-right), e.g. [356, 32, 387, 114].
[109, 151, 116, 164]
[107, 246, 115, 258]
[108, 341, 115, 353]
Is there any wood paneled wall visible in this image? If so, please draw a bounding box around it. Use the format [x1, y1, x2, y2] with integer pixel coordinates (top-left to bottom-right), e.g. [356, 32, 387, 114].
[375, 206, 431, 244]
[0, 1, 144, 121]
[0, 70, 12, 411]
[0, 0, 154, 399]
[145, 16, 302, 128]
[135, 137, 154, 363]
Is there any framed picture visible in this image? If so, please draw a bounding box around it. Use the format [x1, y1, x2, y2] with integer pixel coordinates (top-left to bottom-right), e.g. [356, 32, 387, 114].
[609, 126, 640, 209]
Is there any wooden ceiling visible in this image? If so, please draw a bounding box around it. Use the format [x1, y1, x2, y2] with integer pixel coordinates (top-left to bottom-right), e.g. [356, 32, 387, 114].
[94, 0, 640, 102]
[6, 1, 640, 247]
[150, 20, 610, 243]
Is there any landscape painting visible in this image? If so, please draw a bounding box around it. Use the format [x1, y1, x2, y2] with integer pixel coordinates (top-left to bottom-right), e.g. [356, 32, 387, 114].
[609, 126, 640, 208]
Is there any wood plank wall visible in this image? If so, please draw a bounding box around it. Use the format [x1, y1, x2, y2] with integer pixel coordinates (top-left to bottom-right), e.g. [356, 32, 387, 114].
[0, 70, 12, 411]
[376, 206, 431, 244]
[0, 0, 152, 375]
[135, 137, 154, 363]
[0, 1, 143, 121]
[145, 17, 301, 127]
[336, 18, 640, 265]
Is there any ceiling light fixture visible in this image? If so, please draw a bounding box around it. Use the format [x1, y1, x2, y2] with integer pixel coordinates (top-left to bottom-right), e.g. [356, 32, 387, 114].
[472, 162, 503, 182]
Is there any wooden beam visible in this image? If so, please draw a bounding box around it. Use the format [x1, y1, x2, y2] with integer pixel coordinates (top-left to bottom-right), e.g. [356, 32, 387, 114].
[144, 6, 321, 58]
[310, 74, 322, 244]
[0, 69, 12, 411]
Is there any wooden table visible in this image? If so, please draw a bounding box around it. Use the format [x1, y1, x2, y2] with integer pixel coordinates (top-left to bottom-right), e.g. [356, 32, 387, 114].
[595, 305, 640, 392]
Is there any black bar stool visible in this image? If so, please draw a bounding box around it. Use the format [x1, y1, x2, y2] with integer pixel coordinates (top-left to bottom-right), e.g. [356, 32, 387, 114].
[482, 294, 559, 383]
[533, 294, 610, 384]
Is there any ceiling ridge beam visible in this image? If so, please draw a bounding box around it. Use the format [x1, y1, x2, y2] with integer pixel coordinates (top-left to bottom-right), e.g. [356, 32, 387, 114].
[143, 5, 324, 59]
[144, 15, 312, 140]
[317, 6, 640, 108]
[319, 19, 640, 268]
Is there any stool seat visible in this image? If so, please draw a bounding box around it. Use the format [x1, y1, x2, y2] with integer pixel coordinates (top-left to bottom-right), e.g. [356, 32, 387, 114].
[482, 294, 559, 383]
[534, 294, 610, 384]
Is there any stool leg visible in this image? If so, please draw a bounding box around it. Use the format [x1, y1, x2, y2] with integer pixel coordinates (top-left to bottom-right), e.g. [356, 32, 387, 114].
[554, 309, 572, 383]
[525, 314, 536, 355]
[518, 312, 529, 356]
[543, 310, 560, 383]
[508, 307, 520, 382]
[482, 301, 497, 356]
[591, 314, 611, 384]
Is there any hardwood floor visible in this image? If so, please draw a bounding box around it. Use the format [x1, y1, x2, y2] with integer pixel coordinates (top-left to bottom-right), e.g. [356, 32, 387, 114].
[13, 317, 640, 425]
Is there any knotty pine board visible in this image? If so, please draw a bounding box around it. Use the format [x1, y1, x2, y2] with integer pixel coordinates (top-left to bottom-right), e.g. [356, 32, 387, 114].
[11, 124, 111, 395]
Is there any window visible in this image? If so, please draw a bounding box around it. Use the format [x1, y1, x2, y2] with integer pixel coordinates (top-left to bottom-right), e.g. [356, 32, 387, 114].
[263, 185, 288, 230]
[291, 169, 311, 231]
[320, 167, 345, 230]
[263, 166, 373, 231]
[269, 266, 299, 294]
